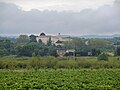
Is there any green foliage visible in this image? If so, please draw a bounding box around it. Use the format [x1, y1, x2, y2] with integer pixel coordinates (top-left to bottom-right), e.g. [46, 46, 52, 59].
[91, 48, 101, 56]
[32, 52, 36, 57]
[38, 39, 42, 44]
[116, 46, 120, 56]
[0, 36, 118, 57]
[29, 35, 37, 42]
[97, 53, 108, 61]
[63, 38, 86, 49]
[48, 46, 58, 57]
[0, 56, 120, 69]
[0, 39, 15, 56]
[63, 38, 113, 56]
[16, 43, 41, 57]
[0, 69, 120, 89]
[16, 35, 29, 45]
[47, 36, 52, 46]
[15, 35, 58, 57]
[89, 38, 109, 46]
[0, 49, 7, 57]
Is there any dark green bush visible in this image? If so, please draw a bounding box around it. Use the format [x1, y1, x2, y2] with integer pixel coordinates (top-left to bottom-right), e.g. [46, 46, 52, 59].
[97, 53, 108, 61]
[1, 56, 120, 69]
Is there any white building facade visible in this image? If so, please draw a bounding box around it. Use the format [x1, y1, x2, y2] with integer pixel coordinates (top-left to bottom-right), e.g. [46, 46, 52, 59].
[36, 33, 68, 45]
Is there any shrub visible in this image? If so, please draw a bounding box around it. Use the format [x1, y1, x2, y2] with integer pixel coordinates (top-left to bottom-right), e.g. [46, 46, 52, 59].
[97, 53, 108, 61]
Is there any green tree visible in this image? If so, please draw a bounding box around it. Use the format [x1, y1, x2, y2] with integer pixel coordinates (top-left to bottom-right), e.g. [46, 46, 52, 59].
[116, 46, 120, 56]
[0, 39, 15, 56]
[48, 46, 58, 57]
[16, 43, 41, 57]
[29, 35, 37, 42]
[38, 47, 48, 56]
[0, 49, 8, 57]
[97, 53, 108, 61]
[16, 35, 29, 45]
[47, 36, 52, 46]
[91, 48, 101, 56]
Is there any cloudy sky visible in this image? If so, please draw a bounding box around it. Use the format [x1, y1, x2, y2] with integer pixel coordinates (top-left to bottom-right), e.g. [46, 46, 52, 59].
[0, 0, 120, 35]
[0, 0, 115, 12]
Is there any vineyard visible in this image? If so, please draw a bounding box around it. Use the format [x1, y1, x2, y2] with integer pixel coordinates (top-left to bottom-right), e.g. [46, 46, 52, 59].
[0, 69, 120, 90]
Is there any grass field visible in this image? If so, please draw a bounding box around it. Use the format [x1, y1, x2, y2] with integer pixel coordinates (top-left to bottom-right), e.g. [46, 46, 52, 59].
[0, 69, 120, 90]
[0, 56, 120, 89]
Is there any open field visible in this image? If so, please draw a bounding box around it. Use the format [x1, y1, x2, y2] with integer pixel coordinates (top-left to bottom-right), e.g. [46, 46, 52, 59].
[0, 69, 120, 90]
[0, 56, 120, 89]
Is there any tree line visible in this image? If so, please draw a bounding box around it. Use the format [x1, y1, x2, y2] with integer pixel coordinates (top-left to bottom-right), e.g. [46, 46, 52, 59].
[0, 35, 120, 57]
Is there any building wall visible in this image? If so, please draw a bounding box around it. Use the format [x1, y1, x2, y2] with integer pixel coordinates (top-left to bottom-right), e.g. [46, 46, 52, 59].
[36, 36, 49, 44]
[36, 33, 72, 45]
[51, 36, 62, 44]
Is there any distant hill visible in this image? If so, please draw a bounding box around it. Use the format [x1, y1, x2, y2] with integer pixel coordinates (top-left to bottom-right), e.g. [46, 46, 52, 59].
[1, 34, 120, 39]
[0, 35, 18, 42]
[62, 34, 120, 39]
[0, 35, 18, 39]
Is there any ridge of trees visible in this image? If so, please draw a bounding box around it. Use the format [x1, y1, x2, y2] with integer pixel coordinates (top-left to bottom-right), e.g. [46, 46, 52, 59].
[0, 35, 120, 58]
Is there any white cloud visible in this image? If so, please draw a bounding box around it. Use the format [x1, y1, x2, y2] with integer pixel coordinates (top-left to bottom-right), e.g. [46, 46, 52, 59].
[0, 0, 119, 35]
[0, 0, 114, 12]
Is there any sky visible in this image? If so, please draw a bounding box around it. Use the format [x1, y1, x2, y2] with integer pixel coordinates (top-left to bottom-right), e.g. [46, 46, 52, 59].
[0, 0, 115, 12]
[0, 0, 120, 36]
